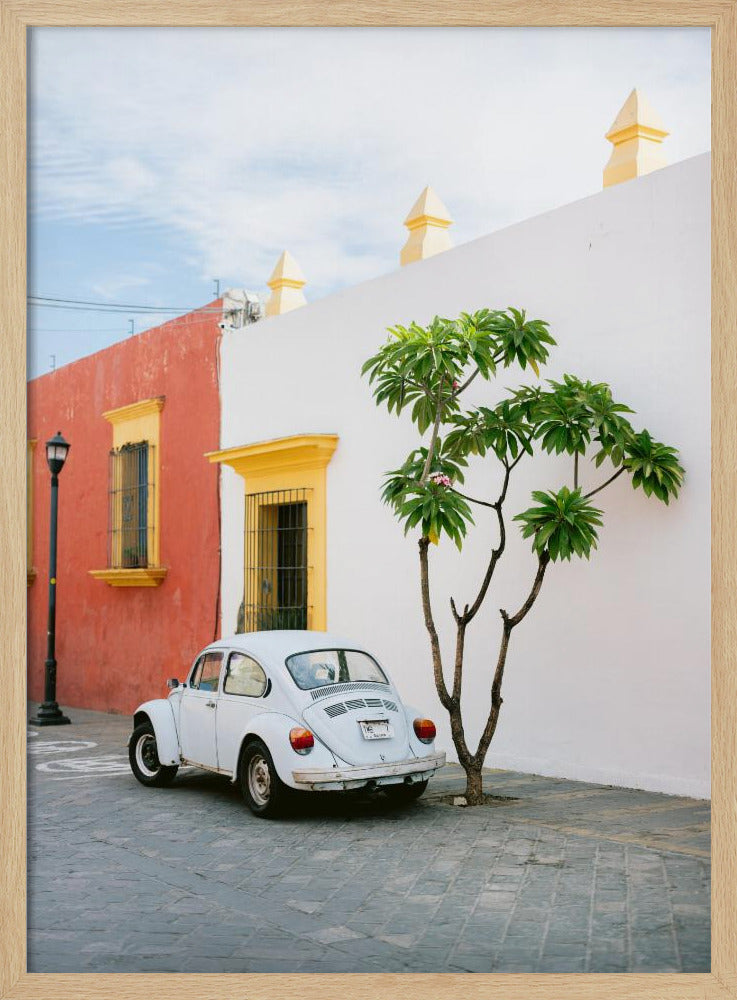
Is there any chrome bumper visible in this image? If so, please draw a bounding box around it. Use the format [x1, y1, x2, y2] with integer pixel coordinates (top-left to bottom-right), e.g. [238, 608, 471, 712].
[292, 751, 446, 790]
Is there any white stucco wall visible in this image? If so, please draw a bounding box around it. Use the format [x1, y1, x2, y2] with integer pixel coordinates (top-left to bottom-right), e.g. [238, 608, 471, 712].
[218, 153, 710, 798]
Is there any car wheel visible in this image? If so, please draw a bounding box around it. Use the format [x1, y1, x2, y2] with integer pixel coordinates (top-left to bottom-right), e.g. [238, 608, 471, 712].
[384, 779, 428, 803]
[129, 722, 178, 788]
[239, 739, 288, 818]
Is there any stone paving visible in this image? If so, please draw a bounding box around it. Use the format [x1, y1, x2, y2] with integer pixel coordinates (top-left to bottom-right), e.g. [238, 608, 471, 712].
[27, 704, 710, 973]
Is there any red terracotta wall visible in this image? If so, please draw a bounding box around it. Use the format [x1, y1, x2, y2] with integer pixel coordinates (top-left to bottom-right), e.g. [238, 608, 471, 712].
[27, 306, 223, 715]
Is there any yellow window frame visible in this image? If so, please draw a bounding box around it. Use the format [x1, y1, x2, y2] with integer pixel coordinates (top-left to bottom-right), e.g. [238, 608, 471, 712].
[89, 396, 167, 588]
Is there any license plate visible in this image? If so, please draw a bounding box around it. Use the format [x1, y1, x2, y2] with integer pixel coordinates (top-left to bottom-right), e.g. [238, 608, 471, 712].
[359, 720, 392, 740]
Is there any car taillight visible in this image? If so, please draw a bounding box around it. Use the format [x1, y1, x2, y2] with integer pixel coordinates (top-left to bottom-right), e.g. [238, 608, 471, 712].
[289, 727, 315, 754]
[413, 718, 436, 744]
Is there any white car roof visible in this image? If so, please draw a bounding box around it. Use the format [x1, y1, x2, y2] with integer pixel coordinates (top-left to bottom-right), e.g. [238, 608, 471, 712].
[207, 630, 373, 666]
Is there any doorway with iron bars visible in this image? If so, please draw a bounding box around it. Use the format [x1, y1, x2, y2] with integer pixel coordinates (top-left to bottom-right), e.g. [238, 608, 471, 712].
[243, 488, 312, 632]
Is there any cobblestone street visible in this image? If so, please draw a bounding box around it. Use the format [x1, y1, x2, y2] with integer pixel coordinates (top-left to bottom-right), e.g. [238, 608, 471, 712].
[27, 705, 710, 974]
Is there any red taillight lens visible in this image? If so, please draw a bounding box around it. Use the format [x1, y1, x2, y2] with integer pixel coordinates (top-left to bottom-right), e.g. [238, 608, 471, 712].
[413, 718, 436, 744]
[289, 727, 315, 754]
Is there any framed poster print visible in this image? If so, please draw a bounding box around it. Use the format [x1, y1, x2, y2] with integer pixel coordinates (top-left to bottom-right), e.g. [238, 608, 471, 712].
[2, 2, 735, 999]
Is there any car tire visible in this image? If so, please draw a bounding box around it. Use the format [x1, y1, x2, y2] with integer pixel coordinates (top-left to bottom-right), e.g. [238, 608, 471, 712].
[384, 779, 429, 803]
[129, 722, 179, 788]
[239, 739, 289, 818]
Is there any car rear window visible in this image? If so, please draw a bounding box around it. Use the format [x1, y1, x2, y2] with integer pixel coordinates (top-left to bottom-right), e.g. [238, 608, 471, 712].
[285, 649, 388, 690]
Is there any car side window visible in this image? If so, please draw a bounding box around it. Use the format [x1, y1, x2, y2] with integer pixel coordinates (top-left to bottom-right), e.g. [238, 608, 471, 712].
[224, 652, 267, 698]
[190, 652, 224, 692]
[189, 655, 205, 688]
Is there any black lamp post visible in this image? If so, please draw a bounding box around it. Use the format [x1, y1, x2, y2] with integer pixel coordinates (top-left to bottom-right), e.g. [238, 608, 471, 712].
[30, 432, 71, 727]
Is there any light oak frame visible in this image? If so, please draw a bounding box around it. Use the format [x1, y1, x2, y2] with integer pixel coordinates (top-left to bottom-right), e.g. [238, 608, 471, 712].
[1, 4, 734, 999]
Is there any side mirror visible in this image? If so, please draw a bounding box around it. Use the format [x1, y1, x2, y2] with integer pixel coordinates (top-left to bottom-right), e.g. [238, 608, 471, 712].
[166, 678, 180, 690]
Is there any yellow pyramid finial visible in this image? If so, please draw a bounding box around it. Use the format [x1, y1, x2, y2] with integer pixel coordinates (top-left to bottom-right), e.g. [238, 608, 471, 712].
[603, 89, 669, 188]
[400, 186, 454, 266]
[265, 250, 307, 317]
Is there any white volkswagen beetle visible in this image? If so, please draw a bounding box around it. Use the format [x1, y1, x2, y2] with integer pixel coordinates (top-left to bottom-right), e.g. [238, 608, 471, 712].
[128, 630, 445, 817]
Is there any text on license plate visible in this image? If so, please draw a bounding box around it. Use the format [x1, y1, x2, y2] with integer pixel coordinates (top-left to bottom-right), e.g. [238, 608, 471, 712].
[359, 720, 392, 740]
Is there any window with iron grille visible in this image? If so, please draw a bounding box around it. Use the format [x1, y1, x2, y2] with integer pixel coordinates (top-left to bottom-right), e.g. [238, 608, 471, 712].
[244, 488, 311, 632]
[108, 441, 154, 569]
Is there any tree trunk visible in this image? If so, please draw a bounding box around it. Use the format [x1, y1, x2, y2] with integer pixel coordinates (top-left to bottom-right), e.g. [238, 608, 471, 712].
[417, 538, 550, 809]
[464, 762, 484, 805]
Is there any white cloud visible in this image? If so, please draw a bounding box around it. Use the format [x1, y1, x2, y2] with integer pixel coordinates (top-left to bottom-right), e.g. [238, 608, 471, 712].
[29, 27, 710, 301]
[90, 273, 152, 300]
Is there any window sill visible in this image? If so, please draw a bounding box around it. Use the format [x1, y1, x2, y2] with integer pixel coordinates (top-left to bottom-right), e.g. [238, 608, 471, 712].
[27, 568, 37, 586]
[89, 567, 168, 588]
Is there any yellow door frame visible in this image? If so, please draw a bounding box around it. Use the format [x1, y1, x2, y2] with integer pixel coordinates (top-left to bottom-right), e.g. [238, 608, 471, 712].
[207, 434, 338, 631]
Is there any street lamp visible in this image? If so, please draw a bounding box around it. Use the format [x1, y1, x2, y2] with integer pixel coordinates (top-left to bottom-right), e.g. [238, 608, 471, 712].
[30, 432, 71, 727]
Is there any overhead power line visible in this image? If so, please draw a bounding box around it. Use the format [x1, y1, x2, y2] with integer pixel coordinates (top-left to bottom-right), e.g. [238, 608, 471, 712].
[29, 328, 131, 334]
[29, 303, 175, 315]
[28, 294, 224, 315]
[29, 311, 236, 335]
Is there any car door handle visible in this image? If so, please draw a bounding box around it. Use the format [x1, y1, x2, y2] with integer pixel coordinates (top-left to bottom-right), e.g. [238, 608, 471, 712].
[206, 700, 216, 708]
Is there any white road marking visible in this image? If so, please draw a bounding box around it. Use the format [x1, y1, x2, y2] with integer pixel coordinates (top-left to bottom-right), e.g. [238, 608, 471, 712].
[36, 754, 130, 778]
[28, 739, 98, 755]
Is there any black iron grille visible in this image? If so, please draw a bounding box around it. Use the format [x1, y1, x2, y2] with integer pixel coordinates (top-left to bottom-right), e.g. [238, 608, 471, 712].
[108, 441, 153, 568]
[244, 488, 311, 632]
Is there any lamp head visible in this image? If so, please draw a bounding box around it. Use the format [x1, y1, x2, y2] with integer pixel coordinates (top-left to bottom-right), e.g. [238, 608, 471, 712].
[45, 431, 70, 475]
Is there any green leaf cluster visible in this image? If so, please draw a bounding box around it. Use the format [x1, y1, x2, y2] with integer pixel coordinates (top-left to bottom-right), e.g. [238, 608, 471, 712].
[624, 430, 684, 504]
[519, 375, 634, 458]
[514, 487, 604, 561]
[493, 307, 556, 373]
[505, 375, 683, 504]
[394, 481, 474, 550]
[445, 399, 533, 463]
[361, 308, 556, 434]
[381, 440, 468, 510]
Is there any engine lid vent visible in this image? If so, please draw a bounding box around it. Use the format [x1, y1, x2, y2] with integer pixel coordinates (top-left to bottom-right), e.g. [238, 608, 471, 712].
[309, 681, 389, 701]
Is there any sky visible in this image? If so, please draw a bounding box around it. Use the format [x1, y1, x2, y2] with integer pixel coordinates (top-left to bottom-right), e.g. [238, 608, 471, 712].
[28, 27, 711, 378]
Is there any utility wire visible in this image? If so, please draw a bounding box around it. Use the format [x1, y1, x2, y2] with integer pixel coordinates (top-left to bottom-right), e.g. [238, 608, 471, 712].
[31, 293, 223, 309]
[30, 328, 131, 334]
[28, 303, 164, 314]
[29, 303, 224, 315]
[29, 311, 231, 334]
[28, 294, 223, 314]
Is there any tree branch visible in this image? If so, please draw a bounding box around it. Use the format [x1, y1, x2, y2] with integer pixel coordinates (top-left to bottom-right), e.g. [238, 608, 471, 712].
[453, 366, 480, 397]
[583, 465, 626, 499]
[452, 348, 505, 400]
[507, 448, 527, 479]
[472, 550, 551, 766]
[452, 488, 496, 510]
[418, 537, 452, 710]
[506, 550, 550, 629]
[451, 620, 466, 704]
[464, 464, 511, 624]
[399, 376, 436, 401]
[574, 451, 579, 490]
[419, 382, 445, 483]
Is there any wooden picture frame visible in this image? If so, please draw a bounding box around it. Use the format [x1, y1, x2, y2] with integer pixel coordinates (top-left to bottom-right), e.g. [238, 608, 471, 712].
[1, 3, 734, 998]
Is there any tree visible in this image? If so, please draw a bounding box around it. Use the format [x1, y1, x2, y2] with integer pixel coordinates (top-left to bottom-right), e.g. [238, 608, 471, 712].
[362, 309, 684, 805]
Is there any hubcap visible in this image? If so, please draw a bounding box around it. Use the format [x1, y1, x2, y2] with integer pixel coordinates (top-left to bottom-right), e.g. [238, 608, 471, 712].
[135, 734, 160, 777]
[248, 754, 271, 806]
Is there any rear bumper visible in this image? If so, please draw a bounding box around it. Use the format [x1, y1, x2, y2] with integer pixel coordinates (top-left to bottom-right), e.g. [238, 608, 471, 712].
[292, 751, 446, 791]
